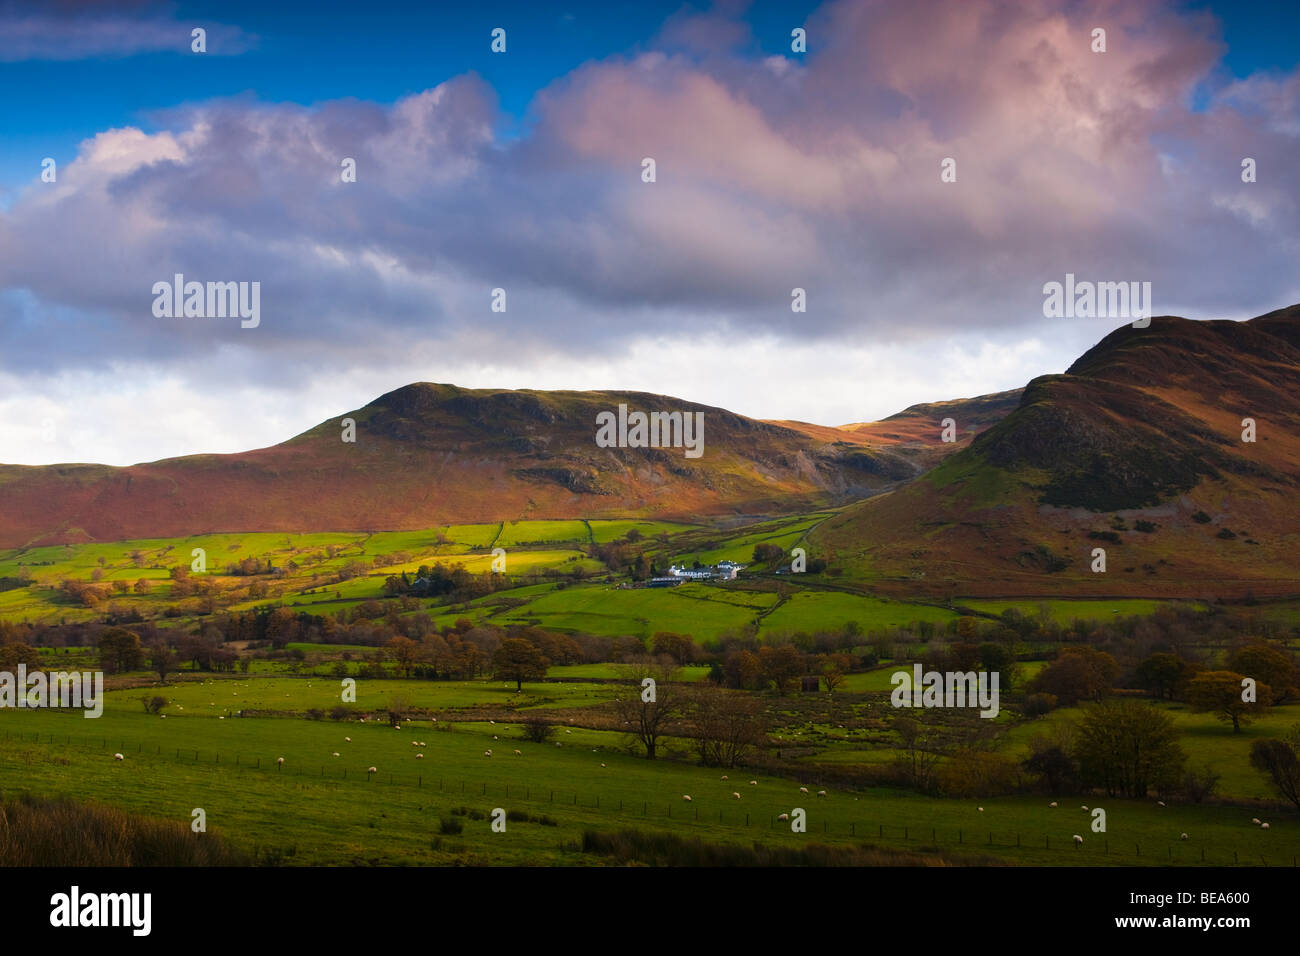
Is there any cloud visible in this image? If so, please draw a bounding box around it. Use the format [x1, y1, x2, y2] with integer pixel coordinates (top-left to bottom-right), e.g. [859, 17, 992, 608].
[1, 0, 1299, 464]
[0, 1, 254, 60]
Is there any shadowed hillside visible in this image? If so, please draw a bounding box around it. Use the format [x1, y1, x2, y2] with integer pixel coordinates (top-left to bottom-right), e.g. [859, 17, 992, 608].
[811, 306, 1300, 599]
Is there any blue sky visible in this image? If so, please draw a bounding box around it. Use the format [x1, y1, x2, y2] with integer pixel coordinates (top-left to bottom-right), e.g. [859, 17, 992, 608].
[1, 0, 1298, 465]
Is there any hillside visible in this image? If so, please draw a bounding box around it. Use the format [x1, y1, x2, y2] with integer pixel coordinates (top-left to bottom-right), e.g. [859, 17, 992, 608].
[0, 384, 1004, 549]
[811, 306, 1300, 599]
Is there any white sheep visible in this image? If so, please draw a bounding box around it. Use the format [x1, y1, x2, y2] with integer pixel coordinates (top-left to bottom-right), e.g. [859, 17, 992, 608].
[419, 742, 426, 747]
[113, 753, 124, 761]
[1261, 822, 1270, 829]
[276, 756, 284, 766]
[733, 792, 741, 799]
[799, 786, 809, 794]
[778, 813, 790, 821]
[978, 807, 984, 812]
[489, 720, 495, 725]
[1081, 806, 1089, 811]
[345, 736, 351, 742]
[816, 791, 827, 797]
[1252, 817, 1262, 825]
[412, 741, 420, 746]
[565, 729, 572, 734]
[513, 749, 522, 755]
[1157, 801, 1166, 807]
[601, 763, 606, 768]
[367, 766, 377, 773]
[682, 795, 692, 802]
[332, 752, 340, 757]
[749, 780, 757, 786]
[484, 750, 492, 756]
[1072, 834, 1083, 844]
[1049, 802, 1058, 808]
[416, 753, 423, 759]
[1180, 833, 1188, 840]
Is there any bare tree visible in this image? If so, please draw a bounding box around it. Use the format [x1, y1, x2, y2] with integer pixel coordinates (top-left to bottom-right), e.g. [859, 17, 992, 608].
[614, 664, 682, 759]
[684, 685, 766, 767]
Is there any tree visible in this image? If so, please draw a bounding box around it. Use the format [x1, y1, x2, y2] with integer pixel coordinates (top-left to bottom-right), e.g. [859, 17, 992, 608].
[818, 652, 852, 721]
[386, 636, 420, 678]
[1227, 641, 1298, 704]
[142, 695, 168, 714]
[758, 644, 804, 695]
[0, 643, 41, 669]
[614, 665, 681, 759]
[1075, 699, 1185, 798]
[492, 638, 549, 692]
[98, 627, 145, 675]
[1187, 670, 1271, 733]
[651, 632, 695, 666]
[1249, 736, 1300, 809]
[149, 642, 177, 683]
[520, 716, 555, 744]
[1028, 646, 1120, 706]
[684, 684, 766, 767]
[1134, 652, 1188, 700]
[893, 716, 940, 792]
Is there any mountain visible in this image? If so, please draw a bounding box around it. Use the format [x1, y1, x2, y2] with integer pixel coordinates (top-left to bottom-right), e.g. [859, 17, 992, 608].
[811, 306, 1300, 599]
[0, 384, 1011, 549]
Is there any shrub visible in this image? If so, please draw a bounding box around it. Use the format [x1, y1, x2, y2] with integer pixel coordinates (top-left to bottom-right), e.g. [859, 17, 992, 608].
[439, 816, 464, 835]
[1023, 692, 1058, 717]
[142, 695, 168, 715]
[328, 705, 352, 721]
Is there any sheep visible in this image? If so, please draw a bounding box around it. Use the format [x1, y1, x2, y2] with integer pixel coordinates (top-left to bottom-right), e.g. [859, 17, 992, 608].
[1081, 806, 1089, 811]
[749, 780, 757, 786]
[1252, 817, 1262, 825]
[1261, 822, 1270, 829]
[489, 720, 495, 725]
[484, 750, 492, 756]
[733, 792, 741, 799]
[816, 791, 827, 797]
[160, 714, 166, 718]
[1180, 833, 1188, 840]
[345, 736, 351, 742]
[778, 813, 790, 821]
[416, 753, 423, 759]
[276, 757, 284, 767]
[113, 753, 124, 761]
[332, 752, 340, 757]
[367, 766, 377, 773]
[1072, 835, 1083, 845]
[395, 725, 400, 730]
[564, 729, 572, 734]
[1049, 802, 1058, 808]
[513, 749, 522, 755]
[799, 786, 809, 794]
[493, 735, 498, 740]
[978, 807, 984, 812]
[1157, 801, 1166, 807]
[412, 741, 420, 746]
[721, 775, 728, 781]
[601, 763, 606, 768]
[682, 795, 692, 802]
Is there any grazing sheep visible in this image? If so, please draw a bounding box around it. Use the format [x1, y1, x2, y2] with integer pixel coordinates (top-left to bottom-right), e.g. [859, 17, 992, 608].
[484, 750, 492, 756]
[395, 725, 400, 730]
[276, 757, 284, 767]
[816, 791, 827, 797]
[493, 735, 498, 740]
[799, 787, 809, 794]
[416, 753, 424, 759]
[1252, 817, 1262, 825]
[721, 775, 728, 781]
[1082, 806, 1089, 811]
[1073, 835, 1083, 845]
[113, 753, 124, 761]
[778, 813, 790, 821]
[733, 792, 741, 799]
[1261, 822, 1270, 829]
[345, 737, 351, 742]
[160, 714, 166, 719]
[749, 780, 757, 786]
[1157, 801, 1166, 807]
[555, 742, 561, 747]
[332, 752, 340, 757]
[513, 749, 522, 755]
[1049, 802, 1058, 808]
[682, 795, 692, 802]
[412, 741, 420, 746]
[489, 720, 495, 725]
[1180, 833, 1188, 840]
[978, 807, 984, 812]
[432, 717, 437, 722]
[367, 766, 377, 773]
[565, 729, 572, 734]
[601, 763, 606, 768]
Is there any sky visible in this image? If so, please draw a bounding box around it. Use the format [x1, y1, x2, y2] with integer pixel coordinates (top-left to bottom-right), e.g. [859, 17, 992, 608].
[1, 0, 1298, 466]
